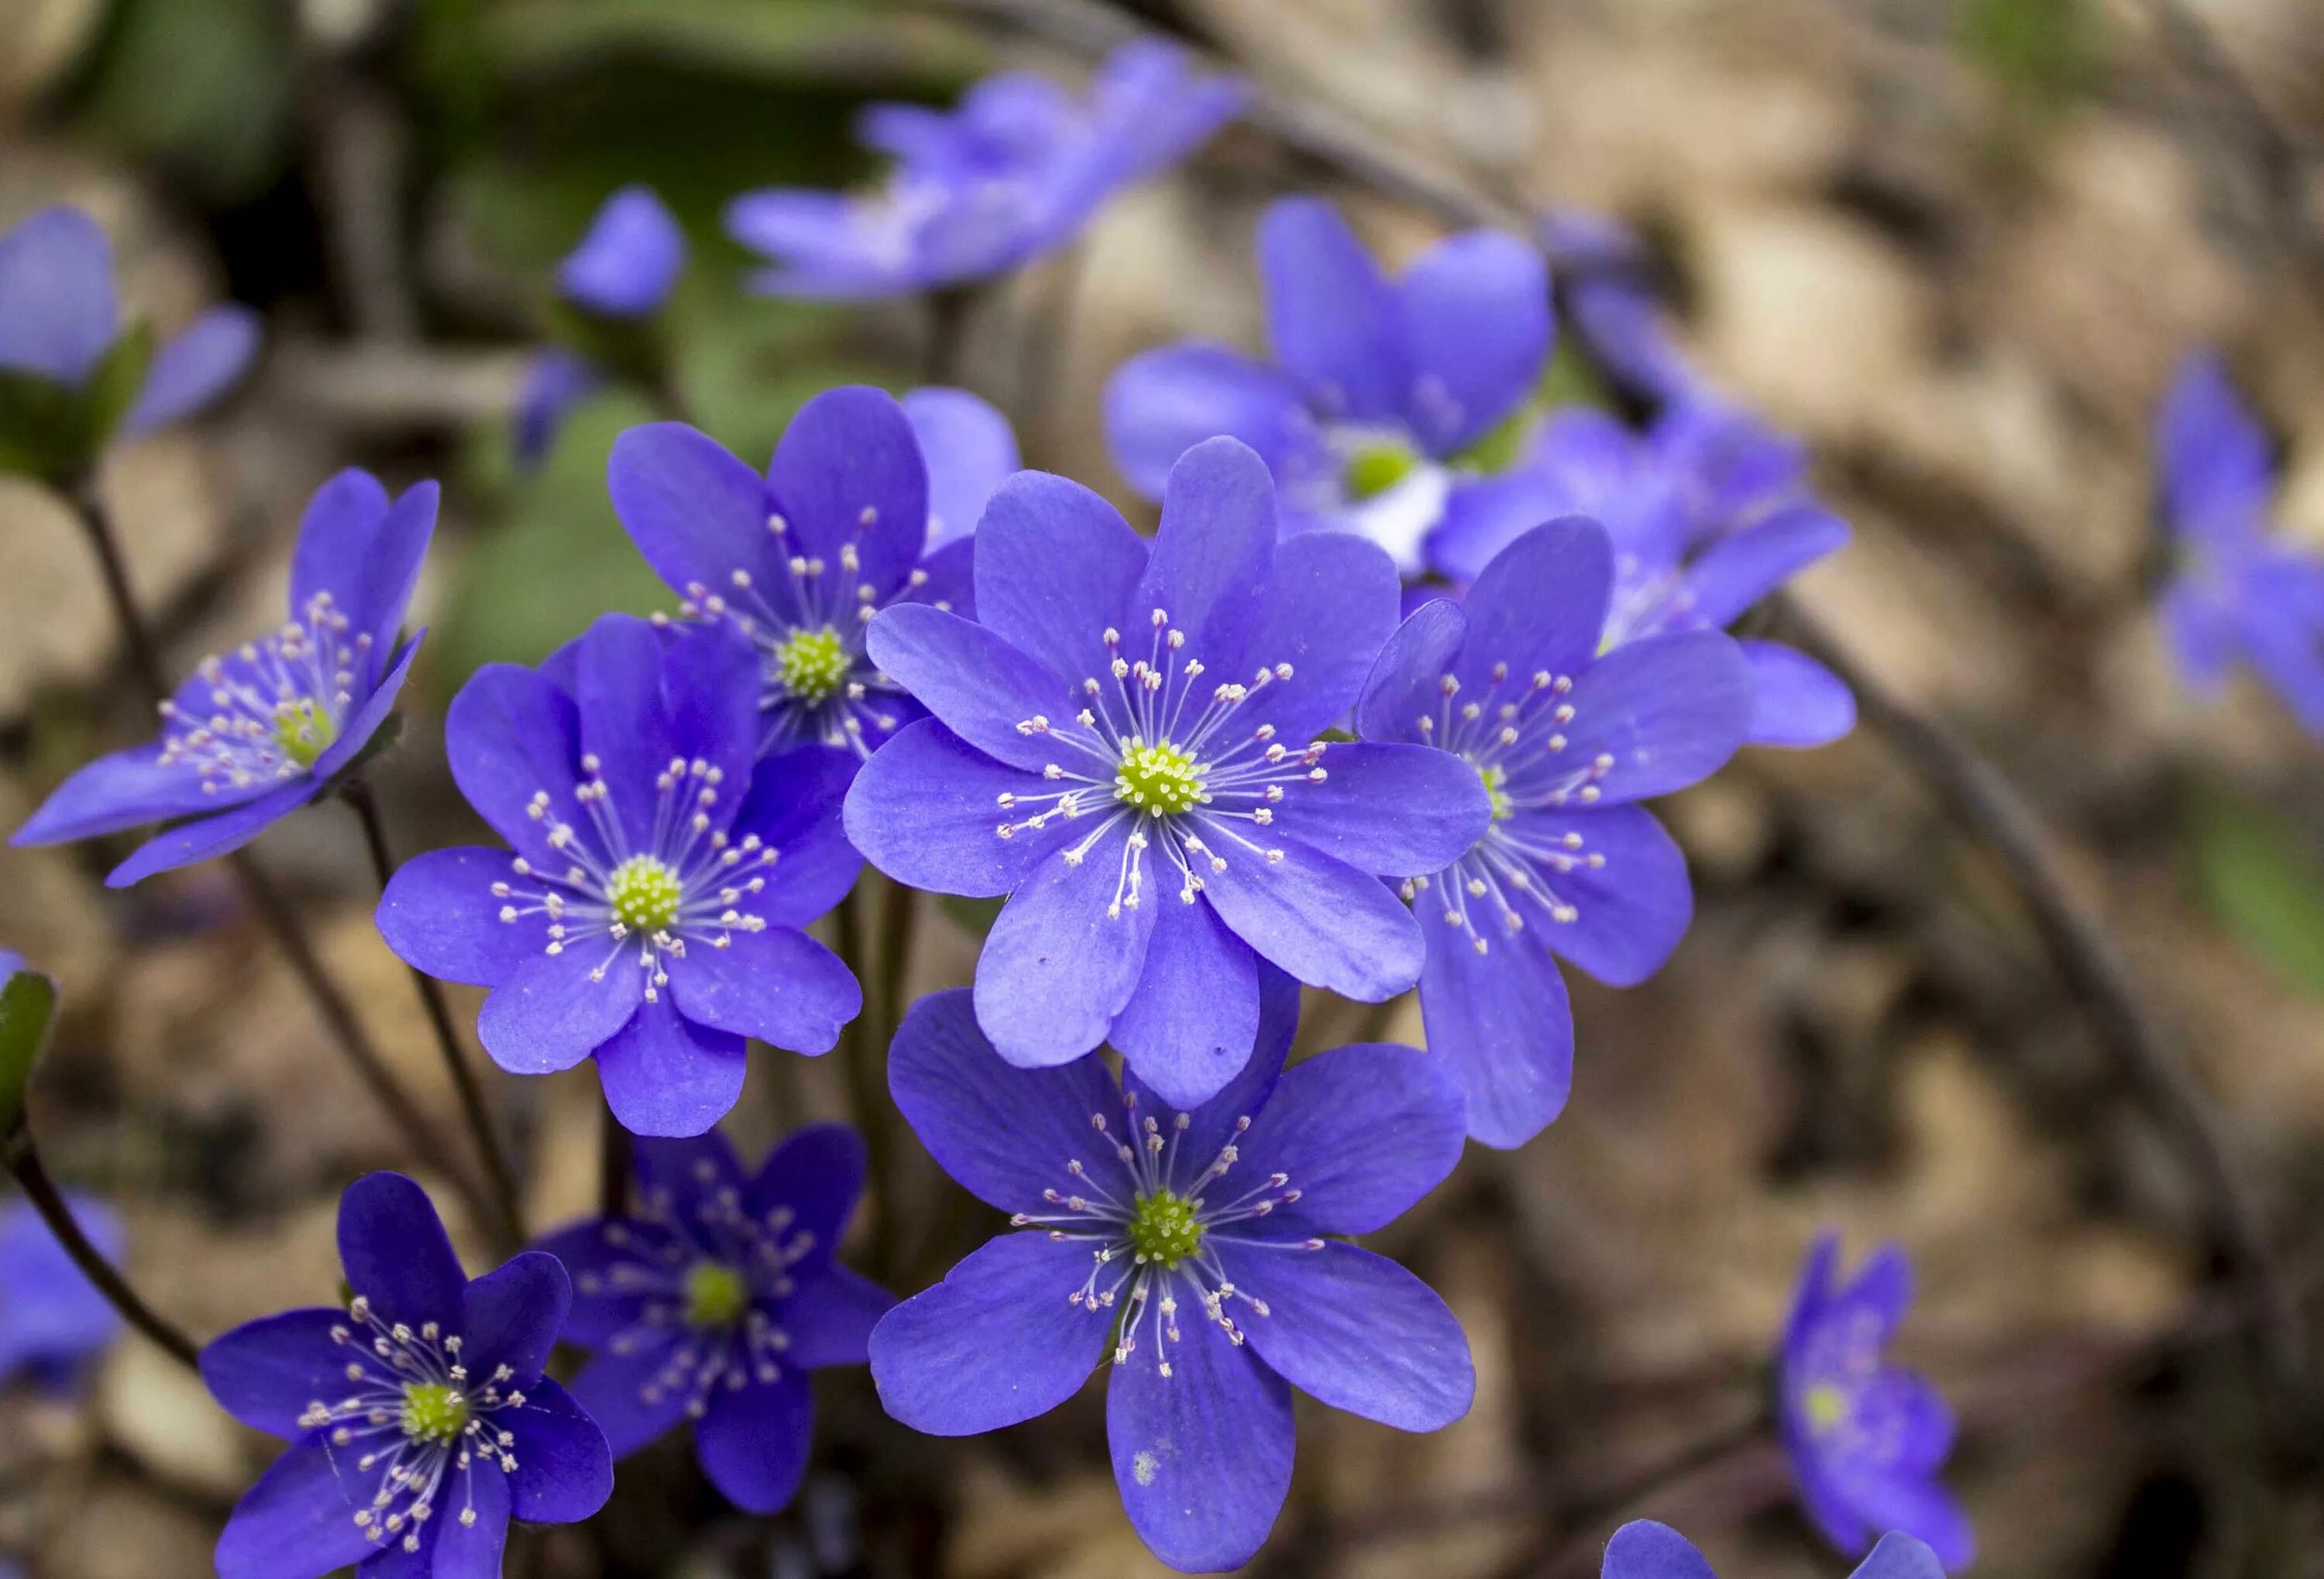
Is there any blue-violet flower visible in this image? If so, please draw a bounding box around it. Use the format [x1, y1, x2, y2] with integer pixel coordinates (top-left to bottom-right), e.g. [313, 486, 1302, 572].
[870, 982, 1473, 1573]
[1604, 1519, 1941, 1579]
[514, 185, 689, 469]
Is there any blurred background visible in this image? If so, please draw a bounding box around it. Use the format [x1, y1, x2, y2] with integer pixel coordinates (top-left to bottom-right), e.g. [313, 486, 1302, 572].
[5, 0, 2324, 1574]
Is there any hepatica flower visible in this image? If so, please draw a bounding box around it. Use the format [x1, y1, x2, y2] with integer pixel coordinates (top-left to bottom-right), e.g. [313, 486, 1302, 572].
[2154, 350, 2324, 732]
[1356, 518, 1751, 1146]
[609, 386, 996, 762]
[728, 40, 1243, 299]
[844, 437, 1490, 1104]
[1603, 1520, 1941, 1579]
[1433, 402, 1855, 748]
[12, 470, 435, 886]
[0, 205, 260, 473]
[515, 184, 687, 469]
[871, 985, 1472, 1573]
[1105, 196, 1552, 574]
[375, 614, 861, 1136]
[535, 1126, 892, 1514]
[199, 1173, 611, 1578]
[0, 1192, 125, 1390]
[1779, 1235, 1972, 1570]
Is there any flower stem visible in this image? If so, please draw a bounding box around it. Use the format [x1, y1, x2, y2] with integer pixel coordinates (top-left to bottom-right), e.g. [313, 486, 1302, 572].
[599, 1103, 631, 1220]
[63, 479, 170, 702]
[876, 876, 920, 1060]
[835, 884, 897, 1279]
[3, 1133, 199, 1371]
[343, 781, 527, 1251]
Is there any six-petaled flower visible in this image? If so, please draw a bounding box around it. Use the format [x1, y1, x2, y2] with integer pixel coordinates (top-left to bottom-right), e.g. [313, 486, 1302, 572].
[535, 1125, 893, 1514]
[1105, 195, 1552, 575]
[1779, 1233, 1973, 1570]
[12, 470, 436, 886]
[844, 435, 1490, 1104]
[1603, 1519, 1942, 1579]
[198, 1173, 612, 1579]
[870, 982, 1473, 1572]
[375, 613, 861, 1136]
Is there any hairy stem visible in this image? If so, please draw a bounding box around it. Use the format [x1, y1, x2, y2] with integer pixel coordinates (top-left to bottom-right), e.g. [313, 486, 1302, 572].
[836, 885, 897, 1280]
[5, 1134, 200, 1370]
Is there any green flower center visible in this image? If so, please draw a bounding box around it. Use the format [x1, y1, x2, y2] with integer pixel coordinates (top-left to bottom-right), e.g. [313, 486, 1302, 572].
[607, 855, 682, 934]
[1115, 741, 1205, 817]
[1803, 1381, 1851, 1435]
[1127, 1189, 1204, 1269]
[775, 626, 851, 704]
[684, 1261, 750, 1329]
[1344, 439, 1422, 501]
[272, 697, 338, 769]
[399, 1382, 470, 1445]
[1477, 761, 1512, 822]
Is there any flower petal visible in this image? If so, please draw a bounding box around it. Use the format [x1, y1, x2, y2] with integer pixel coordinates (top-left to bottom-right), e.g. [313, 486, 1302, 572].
[669, 925, 858, 1055]
[1739, 640, 1856, 748]
[1683, 504, 1848, 628]
[122, 304, 260, 435]
[746, 1123, 868, 1270]
[594, 996, 748, 1137]
[1355, 597, 1469, 748]
[445, 663, 585, 871]
[1826, 1474, 1975, 1572]
[1513, 803, 1693, 987]
[696, 1370, 814, 1514]
[1418, 910, 1574, 1147]
[476, 949, 644, 1076]
[868, 1232, 1108, 1433]
[461, 1251, 569, 1385]
[1233, 1041, 1466, 1234]
[1532, 631, 1751, 803]
[513, 349, 600, 470]
[104, 778, 315, 888]
[1231, 528, 1401, 745]
[301, 475, 438, 684]
[607, 422, 785, 607]
[2157, 350, 2274, 546]
[1259, 197, 1401, 421]
[973, 828, 1159, 1067]
[376, 846, 537, 988]
[213, 1437, 379, 1579]
[1102, 342, 1317, 501]
[1851, 1531, 1949, 1579]
[1284, 740, 1490, 876]
[971, 471, 1148, 690]
[767, 386, 929, 601]
[864, 603, 1074, 772]
[1109, 895, 1261, 1109]
[1195, 832, 1424, 1001]
[1107, 1312, 1294, 1573]
[338, 1172, 466, 1336]
[1601, 1520, 1717, 1579]
[1135, 436, 1277, 673]
[530, 1216, 679, 1347]
[781, 1264, 895, 1369]
[888, 988, 1124, 1213]
[1455, 517, 1614, 696]
[0, 208, 118, 387]
[426, 1455, 511, 1579]
[559, 185, 685, 318]
[843, 720, 1069, 897]
[199, 1309, 359, 1437]
[906, 385, 1019, 551]
[566, 1333, 690, 1458]
[731, 747, 861, 928]
[12, 740, 265, 847]
[1394, 228, 1551, 454]
[1221, 1240, 1471, 1430]
[1124, 962, 1299, 1177]
[571, 614, 686, 850]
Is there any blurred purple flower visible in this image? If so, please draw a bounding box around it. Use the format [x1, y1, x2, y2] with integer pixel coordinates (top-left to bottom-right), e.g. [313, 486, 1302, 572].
[870, 984, 1471, 1573]
[514, 187, 687, 469]
[12, 471, 435, 886]
[727, 40, 1243, 299]
[0, 1190, 125, 1391]
[1106, 196, 1554, 574]
[1433, 402, 1855, 748]
[1779, 1234, 1973, 1570]
[1603, 1520, 1941, 1579]
[535, 1125, 892, 1514]
[1539, 208, 1697, 408]
[375, 613, 861, 1137]
[2154, 351, 2324, 732]
[200, 1173, 612, 1578]
[0, 205, 258, 440]
[607, 386, 1003, 762]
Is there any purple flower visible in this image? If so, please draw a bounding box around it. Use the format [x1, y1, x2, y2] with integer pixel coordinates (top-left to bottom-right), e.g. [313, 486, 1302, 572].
[1779, 1235, 1972, 1570]
[200, 1173, 612, 1578]
[1603, 1519, 1941, 1579]
[1539, 208, 1698, 408]
[904, 385, 1019, 553]
[842, 437, 1490, 1103]
[870, 983, 1472, 1573]
[1105, 196, 1553, 575]
[1355, 518, 1752, 1146]
[2154, 351, 2324, 732]
[1432, 403, 1855, 748]
[727, 40, 1243, 299]
[0, 205, 260, 441]
[607, 387, 999, 762]
[0, 1191, 124, 1391]
[12, 471, 435, 886]
[514, 187, 688, 470]
[535, 1126, 892, 1514]
[374, 613, 861, 1137]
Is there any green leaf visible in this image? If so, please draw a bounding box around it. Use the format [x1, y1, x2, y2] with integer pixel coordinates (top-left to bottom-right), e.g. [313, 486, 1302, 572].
[2189, 785, 2324, 997]
[483, 0, 977, 85]
[1958, 0, 2102, 115]
[74, 0, 297, 201]
[0, 325, 150, 483]
[0, 962, 60, 1138]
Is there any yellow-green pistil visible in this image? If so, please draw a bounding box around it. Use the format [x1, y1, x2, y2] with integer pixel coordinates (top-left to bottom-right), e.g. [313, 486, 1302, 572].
[1802, 1381, 1850, 1435]
[606, 854, 683, 934]
[775, 626, 851, 704]
[1115, 741, 1205, 817]
[1477, 761, 1512, 822]
[1127, 1189, 1204, 1269]
[399, 1381, 470, 1445]
[272, 697, 338, 769]
[685, 1261, 751, 1329]
[1344, 439, 1421, 501]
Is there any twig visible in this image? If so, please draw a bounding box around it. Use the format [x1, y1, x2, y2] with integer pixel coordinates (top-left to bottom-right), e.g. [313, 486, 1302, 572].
[599, 1106, 631, 1221]
[4, 1135, 199, 1370]
[343, 781, 527, 1251]
[836, 886, 897, 1281]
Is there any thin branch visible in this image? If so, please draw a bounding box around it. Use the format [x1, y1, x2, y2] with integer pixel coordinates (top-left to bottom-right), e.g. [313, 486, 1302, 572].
[343, 781, 527, 1252]
[599, 1106, 631, 1221]
[836, 886, 897, 1281]
[5, 1136, 199, 1371]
